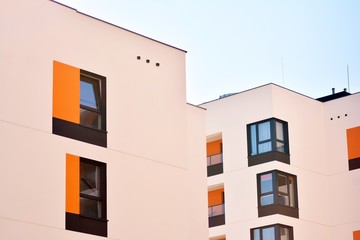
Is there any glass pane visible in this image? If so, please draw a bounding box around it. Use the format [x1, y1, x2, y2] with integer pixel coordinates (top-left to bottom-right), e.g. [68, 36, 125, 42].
[253, 228, 260, 240]
[250, 124, 257, 155]
[258, 141, 272, 154]
[289, 176, 295, 207]
[208, 204, 224, 217]
[80, 162, 100, 197]
[208, 153, 222, 166]
[261, 194, 274, 206]
[262, 226, 275, 240]
[276, 121, 284, 141]
[80, 197, 102, 218]
[276, 141, 285, 152]
[80, 80, 98, 109]
[261, 173, 273, 193]
[80, 108, 101, 129]
[278, 174, 288, 193]
[280, 226, 290, 240]
[258, 121, 271, 141]
[278, 193, 289, 205]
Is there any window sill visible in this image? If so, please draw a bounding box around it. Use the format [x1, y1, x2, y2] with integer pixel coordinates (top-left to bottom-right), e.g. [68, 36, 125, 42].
[66, 212, 108, 237]
[248, 151, 290, 166]
[258, 204, 299, 218]
[53, 117, 107, 147]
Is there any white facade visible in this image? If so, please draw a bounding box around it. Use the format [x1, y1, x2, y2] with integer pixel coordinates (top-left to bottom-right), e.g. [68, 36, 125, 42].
[0, 1, 208, 239]
[202, 84, 360, 240]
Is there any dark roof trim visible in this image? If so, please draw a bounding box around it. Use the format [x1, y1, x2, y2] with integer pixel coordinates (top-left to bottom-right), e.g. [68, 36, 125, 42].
[316, 91, 351, 102]
[199, 83, 317, 105]
[50, 0, 187, 53]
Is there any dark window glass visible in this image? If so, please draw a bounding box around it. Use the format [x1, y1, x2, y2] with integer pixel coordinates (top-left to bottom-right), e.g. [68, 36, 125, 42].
[247, 118, 290, 166]
[257, 170, 299, 218]
[80, 80, 99, 109]
[80, 159, 106, 220]
[80, 75, 102, 130]
[249, 119, 288, 156]
[251, 224, 293, 240]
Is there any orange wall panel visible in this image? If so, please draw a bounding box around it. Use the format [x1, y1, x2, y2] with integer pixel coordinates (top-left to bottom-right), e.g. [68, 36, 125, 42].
[66, 153, 80, 214]
[354, 230, 360, 240]
[208, 188, 224, 206]
[347, 126, 360, 160]
[53, 61, 80, 123]
[207, 139, 222, 156]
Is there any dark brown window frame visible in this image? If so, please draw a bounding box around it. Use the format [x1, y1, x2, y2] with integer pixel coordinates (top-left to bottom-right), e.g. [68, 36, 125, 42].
[53, 69, 107, 147]
[250, 223, 294, 240]
[247, 118, 290, 166]
[257, 170, 299, 218]
[66, 157, 107, 237]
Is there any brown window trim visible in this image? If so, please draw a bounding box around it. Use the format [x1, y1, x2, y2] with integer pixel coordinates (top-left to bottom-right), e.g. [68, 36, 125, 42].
[257, 170, 299, 219]
[66, 157, 107, 237]
[250, 223, 294, 240]
[247, 118, 290, 167]
[80, 69, 106, 131]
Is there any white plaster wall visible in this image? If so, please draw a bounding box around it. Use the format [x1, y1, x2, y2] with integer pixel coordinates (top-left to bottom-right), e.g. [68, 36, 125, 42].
[0, 1, 208, 239]
[203, 84, 339, 239]
[323, 92, 360, 233]
[0, 0, 187, 168]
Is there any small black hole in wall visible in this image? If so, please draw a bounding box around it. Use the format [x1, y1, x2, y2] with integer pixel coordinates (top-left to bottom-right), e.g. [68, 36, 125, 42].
[146, 59, 150, 63]
[345, 114, 348, 117]
[337, 116, 340, 118]
[156, 63, 160, 67]
[137, 56, 141, 60]
[330, 118, 333, 120]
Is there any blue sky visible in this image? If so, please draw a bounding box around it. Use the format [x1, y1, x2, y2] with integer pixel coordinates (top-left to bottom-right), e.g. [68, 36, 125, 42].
[56, 0, 360, 104]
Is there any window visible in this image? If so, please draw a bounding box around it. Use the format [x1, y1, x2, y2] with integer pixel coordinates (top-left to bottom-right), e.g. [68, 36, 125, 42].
[80, 159, 106, 219]
[247, 118, 289, 166]
[346, 126, 360, 170]
[208, 188, 225, 227]
[66, 154, 107, 237]
[257, 170, 298, 218]
[53, 61, 107, 147]
[80, 72, 105, 131]
[251, 224, 293, 240]
[207, 139, 223, 176]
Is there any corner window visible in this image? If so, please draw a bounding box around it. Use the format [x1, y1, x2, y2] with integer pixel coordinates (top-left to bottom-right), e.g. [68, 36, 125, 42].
[251, 224, 293, 240]
[53, 61, 107, 147]
[247, 118, 289, 166]
[66, 154, 107, 237]
[257, 170, 298, 218]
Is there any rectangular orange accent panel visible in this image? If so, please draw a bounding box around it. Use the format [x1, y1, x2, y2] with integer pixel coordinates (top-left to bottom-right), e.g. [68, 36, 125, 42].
[66, 153, 80, 214]
[53, 61, 80, 124]
[208, 188, 224, 206]
[354, 230, 360, 240]
[207, 139, 222, 156]
[347, 126, 360, 160]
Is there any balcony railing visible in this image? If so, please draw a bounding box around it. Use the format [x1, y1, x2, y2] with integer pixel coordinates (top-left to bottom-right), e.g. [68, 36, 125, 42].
[207, 153, 223, 177]
[208, 203, 225, 217]
[208, 204, 225, 227]
[207, 153, 223, 166]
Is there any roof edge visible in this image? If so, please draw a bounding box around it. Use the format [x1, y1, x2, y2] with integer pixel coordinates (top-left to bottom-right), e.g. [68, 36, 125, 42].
[50, 0, 187, 53]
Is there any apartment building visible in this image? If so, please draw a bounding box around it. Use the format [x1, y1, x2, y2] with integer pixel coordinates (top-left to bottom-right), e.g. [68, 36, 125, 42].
[202, 84, 360, 240]
[0, 1, 208, 239]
